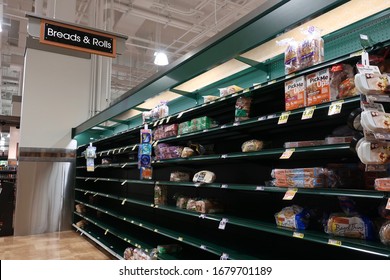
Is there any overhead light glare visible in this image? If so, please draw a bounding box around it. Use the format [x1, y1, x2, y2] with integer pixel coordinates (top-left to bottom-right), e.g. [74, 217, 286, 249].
[154, 51, 169, 66]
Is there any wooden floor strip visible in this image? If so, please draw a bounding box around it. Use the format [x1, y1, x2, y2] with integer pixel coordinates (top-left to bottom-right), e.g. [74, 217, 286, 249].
[0, 231, 114, 260]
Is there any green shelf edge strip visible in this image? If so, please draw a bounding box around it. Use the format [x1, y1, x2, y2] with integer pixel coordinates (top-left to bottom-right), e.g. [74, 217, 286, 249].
[74, 212, 155, 253]
[75, 200, 252, 260]
[72, 224, 124, 259]
[76, 65, 361, 147]
[74, 190, 390, 258]
[157, 96, 360, 143]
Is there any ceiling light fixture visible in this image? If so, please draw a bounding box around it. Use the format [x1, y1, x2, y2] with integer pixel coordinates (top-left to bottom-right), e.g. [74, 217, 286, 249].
[154, 51, 169, 66]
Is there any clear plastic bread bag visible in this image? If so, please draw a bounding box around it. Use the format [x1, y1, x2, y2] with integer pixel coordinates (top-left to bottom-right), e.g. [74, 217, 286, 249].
[277, 38, 300, 74]
[300, 26, 324, 69]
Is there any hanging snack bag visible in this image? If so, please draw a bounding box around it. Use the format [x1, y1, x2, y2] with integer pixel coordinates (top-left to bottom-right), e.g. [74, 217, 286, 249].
[306, 68, 331, 106]
[284, 76, 306, 111]
[300, 26, 324, 69]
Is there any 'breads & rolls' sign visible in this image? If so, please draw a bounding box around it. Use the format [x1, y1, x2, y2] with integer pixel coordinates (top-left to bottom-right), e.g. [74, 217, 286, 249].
[40, 19, 116, 58]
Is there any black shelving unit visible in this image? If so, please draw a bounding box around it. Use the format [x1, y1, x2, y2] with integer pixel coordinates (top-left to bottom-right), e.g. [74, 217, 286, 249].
[73, 8, 390, 259]
[74, 57, 390, 260]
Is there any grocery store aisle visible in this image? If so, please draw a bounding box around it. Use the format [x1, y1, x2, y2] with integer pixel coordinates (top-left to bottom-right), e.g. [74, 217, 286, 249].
[0, 230, 113, 260]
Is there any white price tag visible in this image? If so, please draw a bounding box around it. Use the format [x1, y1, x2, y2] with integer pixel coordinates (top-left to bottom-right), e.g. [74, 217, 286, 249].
[386, 198, 390, 210]
[221, 124, 227, 129]
[302, 106, 316, 120]
[221, 154, 228, 159]
[254, 84, 261, 90]
[256, 186, 265, 191]
[232, 93, 238, 97]
[166, 116, 171, 123]
[199, 214, 206, 219]
[177, 111, 184, 118]
[104, 229, 109, 235]
[283, 188, 298, 200]
[159, 118, 165, 125]
[328, 100, 344, 116]
[278, 112, 290, 124]
[153, 140, 159, 147]
[218, 218, 228, 230]
[243, 88, 250, 93]
[200, 245, 207, 250]
[258, 116, 266, 121]
[153, 121, 159, 127]
[280, 148, 295, 159]
[121, 163, 127, 169]
[121, 199, 126, 205]
[233, 122, 240, 126]
[94, 178, 99, 182]
[178, 237, 183, 241]
[132, 145, 137, 151]
[221, 184, 228, 189]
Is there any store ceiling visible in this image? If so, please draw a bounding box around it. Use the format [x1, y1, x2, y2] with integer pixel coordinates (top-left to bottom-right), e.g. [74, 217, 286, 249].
[0, 0, 269, 119]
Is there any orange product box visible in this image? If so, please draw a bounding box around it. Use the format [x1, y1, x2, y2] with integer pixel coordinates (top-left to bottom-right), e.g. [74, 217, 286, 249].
[306, 68, 331, 106]
[284, 76, 306, 111]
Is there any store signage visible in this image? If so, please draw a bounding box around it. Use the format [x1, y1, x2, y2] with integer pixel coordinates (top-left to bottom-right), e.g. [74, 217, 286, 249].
[40, 19, 116, 58]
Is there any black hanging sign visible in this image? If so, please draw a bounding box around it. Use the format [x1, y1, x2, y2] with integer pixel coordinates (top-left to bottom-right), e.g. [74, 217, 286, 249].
[40, 19, 116, 58]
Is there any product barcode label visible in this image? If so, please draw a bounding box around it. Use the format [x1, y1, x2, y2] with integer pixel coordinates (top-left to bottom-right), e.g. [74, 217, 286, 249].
[302, 106, 316, 120]
[283, 188, 298, 200]
[278, 112, 290, 124]
[328, 100, 344, 115]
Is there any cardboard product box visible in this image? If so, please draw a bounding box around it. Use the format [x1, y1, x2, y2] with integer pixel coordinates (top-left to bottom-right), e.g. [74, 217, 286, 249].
[306, 68, 331, 106]
[284, 76, 306, 111]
